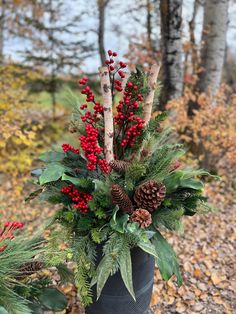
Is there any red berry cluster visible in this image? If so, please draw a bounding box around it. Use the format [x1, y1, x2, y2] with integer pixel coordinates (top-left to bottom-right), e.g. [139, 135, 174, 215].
[80, 124, 109, 173]
[61, 185, 92, 213]
[0, 221, 24, 252]
[78, 76, 88, 85]
[114, 82, 145, 149]
[62, 143, 80, 155]
[81, 85, 95, 102]
[105, 50, 127, 76]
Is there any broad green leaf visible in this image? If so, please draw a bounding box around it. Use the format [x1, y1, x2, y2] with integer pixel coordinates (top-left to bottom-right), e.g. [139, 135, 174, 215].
[0, 307, 9, 314]
[119, 247, 136, 301]
[28, 303, 43, 314]
[39, 164, 70, 185]
[61, 174, 82, 185]
[96, 257, 112, 300]
[151, 229, 182, 286]
[39, 151, 66, 162]
[110, 206, 129, 233]
[31, 168, 43, 177]
[138, 239, 158, 259]
[38, 288, 67, 311]
[179, 178, 204, 190]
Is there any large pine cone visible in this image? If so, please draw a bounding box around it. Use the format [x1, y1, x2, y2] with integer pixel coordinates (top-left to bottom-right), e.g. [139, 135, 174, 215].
[130, 209, 152, 229]
[111, 184, 133, 214]
[15, 261, 44, 280]
[109, 160, 131, 173]
[134, 180, 166, 212]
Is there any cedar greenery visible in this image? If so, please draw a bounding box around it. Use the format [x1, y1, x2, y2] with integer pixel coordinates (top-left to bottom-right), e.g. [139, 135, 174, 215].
[29, 50, 217, 306]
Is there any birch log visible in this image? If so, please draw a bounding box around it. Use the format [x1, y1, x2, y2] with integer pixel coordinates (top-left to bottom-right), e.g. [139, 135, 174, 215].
[99, 66, 114, 163]
[143, 63, 160, 126]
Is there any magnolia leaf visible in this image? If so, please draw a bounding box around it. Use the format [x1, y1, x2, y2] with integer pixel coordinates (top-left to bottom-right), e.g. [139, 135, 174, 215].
[39, 151, 66, 162]
[138, 239, 158, 259]
[180, 178, 204, 190]
[39, 164, 70, 185]
[151, 229, 182, 286]
[37, 288, 67, 311]
[119, 247, 136, 301]
[61, 174, 82, 185]
[110, 206, 129, 233]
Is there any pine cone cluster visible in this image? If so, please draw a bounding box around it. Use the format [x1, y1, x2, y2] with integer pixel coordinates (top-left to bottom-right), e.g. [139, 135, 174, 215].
[109, 160, 131, 173]
[16, 261, 44, 280]
[111, 184, 133, 214]
[134, 180, 166, 212]
[130, 209, 152, 229]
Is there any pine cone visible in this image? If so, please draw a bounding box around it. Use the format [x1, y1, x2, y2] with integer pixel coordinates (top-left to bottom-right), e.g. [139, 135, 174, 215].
[16, 261, 44, 280]
[111, 184, 133, 214]
[134, 180, 166, 212]
[130, 209, 152, 229]
[109, 160, 131, 173]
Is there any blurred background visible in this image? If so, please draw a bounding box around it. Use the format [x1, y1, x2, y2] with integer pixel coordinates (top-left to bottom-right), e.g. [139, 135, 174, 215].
[0, 0, 235, 313]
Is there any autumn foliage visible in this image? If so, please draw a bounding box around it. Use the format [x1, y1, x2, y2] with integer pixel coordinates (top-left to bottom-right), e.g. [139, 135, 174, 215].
[167, 85, 236, 182]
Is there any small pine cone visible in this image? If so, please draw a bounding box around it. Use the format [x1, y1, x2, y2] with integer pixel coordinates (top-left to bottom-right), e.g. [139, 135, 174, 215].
[16, 261, 44, 280]
[111, 184, 133, 214]
[109, 160, 131, 173]
[130, 209, 152, 229]
[134, 180, 166, 212]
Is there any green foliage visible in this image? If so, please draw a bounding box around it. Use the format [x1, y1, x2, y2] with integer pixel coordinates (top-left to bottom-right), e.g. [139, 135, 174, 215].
[0, 236, 43, 314]
[124, 162, 146, 192]
[39, 163, 71, 185]
[73, 235, 97, 306]
[152, 207, 185, 231]
[151, 230, 182, 286]
[110, 206, 129, 233]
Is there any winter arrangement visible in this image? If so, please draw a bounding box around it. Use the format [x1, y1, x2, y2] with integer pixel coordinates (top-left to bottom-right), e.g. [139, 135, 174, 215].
[28, 50, 215, 313]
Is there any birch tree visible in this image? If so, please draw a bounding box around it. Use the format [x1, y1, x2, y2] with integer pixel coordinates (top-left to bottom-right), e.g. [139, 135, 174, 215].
[198, 0, 229, 94]
[159, 0, 183, 110]
[188, 0, 229, 115]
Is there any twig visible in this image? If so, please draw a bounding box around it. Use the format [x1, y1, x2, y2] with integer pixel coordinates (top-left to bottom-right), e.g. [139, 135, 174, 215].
[99, 66, 114, 163]
[143, 63, 161, 126]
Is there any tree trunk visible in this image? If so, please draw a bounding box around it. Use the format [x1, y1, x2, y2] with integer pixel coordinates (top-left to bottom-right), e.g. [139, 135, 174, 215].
[146, 0, 152, 49]
[0, 0, 6, 65]
[97, 0, 108, 66]
[188, 0, 229, 116]
[159, 0, 183, 110]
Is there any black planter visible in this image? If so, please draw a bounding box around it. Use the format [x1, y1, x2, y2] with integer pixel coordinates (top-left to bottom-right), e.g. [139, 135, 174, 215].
[85, 247, 155, 314]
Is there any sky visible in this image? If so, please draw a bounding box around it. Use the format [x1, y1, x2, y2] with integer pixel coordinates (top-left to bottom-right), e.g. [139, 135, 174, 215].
[3, 0, 236, 73]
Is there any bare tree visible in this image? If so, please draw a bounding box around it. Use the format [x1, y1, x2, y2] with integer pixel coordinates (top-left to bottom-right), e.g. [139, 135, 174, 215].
[159, 0, 183, 110]
[97, 0, 110, 66]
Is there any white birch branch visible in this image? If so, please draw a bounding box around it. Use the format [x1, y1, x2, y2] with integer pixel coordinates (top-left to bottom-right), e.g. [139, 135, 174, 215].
[143, 63, 161, 126]
[99, 66, 114, 163]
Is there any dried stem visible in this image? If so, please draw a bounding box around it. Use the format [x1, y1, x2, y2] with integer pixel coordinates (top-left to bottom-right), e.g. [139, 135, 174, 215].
[99, 66, 114, 163]
[143, 63, 161, 126]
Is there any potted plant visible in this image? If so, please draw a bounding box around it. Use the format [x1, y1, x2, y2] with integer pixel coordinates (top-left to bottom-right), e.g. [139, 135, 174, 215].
[29, 50, 216, 314]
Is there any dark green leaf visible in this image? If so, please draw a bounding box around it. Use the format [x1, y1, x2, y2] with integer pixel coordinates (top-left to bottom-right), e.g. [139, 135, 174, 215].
[151, 229, 182, 286]
[119, 247, 136, 301]
[39, 164, 70, 185]
[110, 207, 129, 233]
[37, 288, 67, 311]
